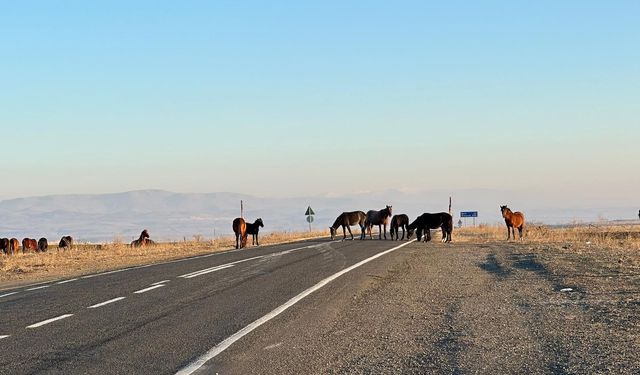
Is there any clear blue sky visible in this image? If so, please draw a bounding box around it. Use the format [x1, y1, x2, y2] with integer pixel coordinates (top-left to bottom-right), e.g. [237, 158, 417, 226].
[1, 1, 638, 204]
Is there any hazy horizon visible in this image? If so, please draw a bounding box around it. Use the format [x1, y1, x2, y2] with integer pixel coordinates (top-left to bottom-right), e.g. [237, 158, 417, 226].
[2, 2, 639, 205]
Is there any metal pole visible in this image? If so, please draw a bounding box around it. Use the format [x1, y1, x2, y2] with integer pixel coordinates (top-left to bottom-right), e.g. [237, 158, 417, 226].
[449, 197, 452, 215]
[241, 200, 243, 219]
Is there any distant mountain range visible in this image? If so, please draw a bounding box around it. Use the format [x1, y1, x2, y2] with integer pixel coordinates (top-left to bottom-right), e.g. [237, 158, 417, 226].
[0, 189, 636, 243]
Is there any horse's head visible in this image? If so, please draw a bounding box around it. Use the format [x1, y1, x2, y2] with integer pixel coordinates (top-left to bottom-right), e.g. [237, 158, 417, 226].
[500, 205, 509, 217]
[407, 227, 415, 239]
[256, 218, 264, 227]
[141, 229, 150, 239]
[329, 226, 336, 240]
[386, 205, 392, 215]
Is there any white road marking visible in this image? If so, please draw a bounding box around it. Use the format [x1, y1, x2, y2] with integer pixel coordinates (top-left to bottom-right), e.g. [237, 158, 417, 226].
[26, 314, 74, 329]
[0, 335, 9, 340]
[56, 278, 79, 284]
[26, 285, 50, 291]
[87, 297, 126, 309]
[175, 239, 416, 375]
[179, 264, 235, 279]
[0, 292, 18, 299]
[152, 280, 171, 285]
[133, 284, 165, 294]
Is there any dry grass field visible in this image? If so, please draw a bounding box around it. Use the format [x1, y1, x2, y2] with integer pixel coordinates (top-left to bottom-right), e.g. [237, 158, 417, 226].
[0, 230, 329, 287]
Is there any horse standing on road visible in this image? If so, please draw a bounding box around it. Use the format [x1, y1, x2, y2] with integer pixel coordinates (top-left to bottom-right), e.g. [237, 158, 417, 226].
[232, 218, 248, 249]
[365, 205, 393, 240]
[500, 205, 525, 240]
[407, 212, 453, 243]
[389, 214, 410, 240]
[329, 211, 367, 240]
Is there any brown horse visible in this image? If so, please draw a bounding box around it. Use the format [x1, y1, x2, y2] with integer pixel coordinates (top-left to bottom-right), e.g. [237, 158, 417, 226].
[59, 236, 74, 250]
[131, 229, 152, 247]
[232, 218, 248, 249]
[500, 205, 525, 240]
[389, 214, 410, 240]
[10, 238, 20, 253]
[22, 238, 38, 253]
[365, 205, 393, 240]
[330, 211, 367, 240]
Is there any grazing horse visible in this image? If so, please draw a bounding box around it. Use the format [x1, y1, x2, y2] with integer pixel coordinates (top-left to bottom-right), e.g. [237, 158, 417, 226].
[329, 211, 367, 240]
[365, 205, 393, 240]
[22, 238, 38, 252]
[10, 238, 19, 254]
[232, 218, 248, 249]
[500, 205, 525, 240]
[0, 238, 8, 255]
[131, 229, 152, 247]
[59, 236, 74, 250]
[37, 238, 48, 252]
[389, 214, 410, 240]
[408, 212, 453, 243]
[246, 218, 264, 246]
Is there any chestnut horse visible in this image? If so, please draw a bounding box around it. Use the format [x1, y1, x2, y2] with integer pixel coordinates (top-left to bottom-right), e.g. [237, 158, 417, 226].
[330, 211, 367, 240]
[10, 238, 20, 253]
[389, 214, 410, 240]
[365, 205, 393, 240]
[232, 218, 248, 249]
[500, 205, 525, 240]
[22, 238, 38, 253]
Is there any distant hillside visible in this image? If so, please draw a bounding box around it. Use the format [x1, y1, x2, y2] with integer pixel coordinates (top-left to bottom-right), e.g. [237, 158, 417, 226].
[0, 189, 636, 243]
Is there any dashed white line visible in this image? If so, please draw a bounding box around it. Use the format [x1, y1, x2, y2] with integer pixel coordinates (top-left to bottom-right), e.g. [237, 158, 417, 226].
[152, 280, 171, 285]
[133, 285, 165, 294]
[87, 297, 126, 309]
[26, 285, 50, 291]
[179, 264, 235, 279]
[56, 278, 79, 285]
[0, 292, 18, 299]
[0, 335, 9, 340]
[175, 239, 416, 375]
[26, 314, 74, 329]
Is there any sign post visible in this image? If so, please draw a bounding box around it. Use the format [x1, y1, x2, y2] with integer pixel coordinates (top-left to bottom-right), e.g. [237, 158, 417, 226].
[305, 206, 315, 231]
[460, 211, 478, 227]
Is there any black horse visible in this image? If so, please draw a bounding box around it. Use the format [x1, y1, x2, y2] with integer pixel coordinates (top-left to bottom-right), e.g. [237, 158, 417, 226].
[408, 212, 453, 243]
[59, 236, 74, 249]
[389, 214, 410, 240]
[38, 238, 48, 252]
[246, 218, 264, 246]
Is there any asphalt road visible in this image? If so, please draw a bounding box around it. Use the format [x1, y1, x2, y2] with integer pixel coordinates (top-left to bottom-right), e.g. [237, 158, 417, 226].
[0, 237, 413, 374]
[2, 237, 638, 374]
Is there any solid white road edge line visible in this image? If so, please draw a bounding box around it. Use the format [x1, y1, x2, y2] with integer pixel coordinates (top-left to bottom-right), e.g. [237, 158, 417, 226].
[180, 264, 235, 279]
[175, 239, 417, 375]
[26, 285, 50, 291]
[0, 292, 19, 299]
[0, 335, 9, 339]
[26, 314, 74, 329]
[56, 278, 79, 284]
[133, 285, 165, 294]
[152, 280, 171, 285]
[87, 297, 126, 309]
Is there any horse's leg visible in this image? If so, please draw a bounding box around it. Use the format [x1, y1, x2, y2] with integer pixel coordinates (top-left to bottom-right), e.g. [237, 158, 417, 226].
[506, 226, 511, 240]
[347, 225, 354, 240]
[426, 229, 431, 242]
[383, 224, 387, 240]
[518, 225, 524, 240]
[256, 232, 259, 246]
[235, 234, 239, 249]
[401, 226, 405, 240]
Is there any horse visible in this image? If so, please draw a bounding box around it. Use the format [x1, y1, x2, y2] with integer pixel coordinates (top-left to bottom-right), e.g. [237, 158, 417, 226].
[232, 218, 248, 249]
[365, 205, 393, 240]
[407, 212, 453, 243]
[246, 218, 264, 246]
[22, 238, 38, 252]
[37, 238, 48, 252]
[59, 236, 74, 250]
[131, 229, 152, 247]
[329, 211, 367, 240]
[9, 238, 19, 254]
[0, 238, 8, 255]
[500, 205, 525, 240]
[389, 214, 410, 240]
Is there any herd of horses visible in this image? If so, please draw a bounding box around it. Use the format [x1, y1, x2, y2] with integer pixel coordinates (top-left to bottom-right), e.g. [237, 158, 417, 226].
[0, 205, 526, 255]
[0, 236, 74, 255]
[329, 205, 526, 243]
